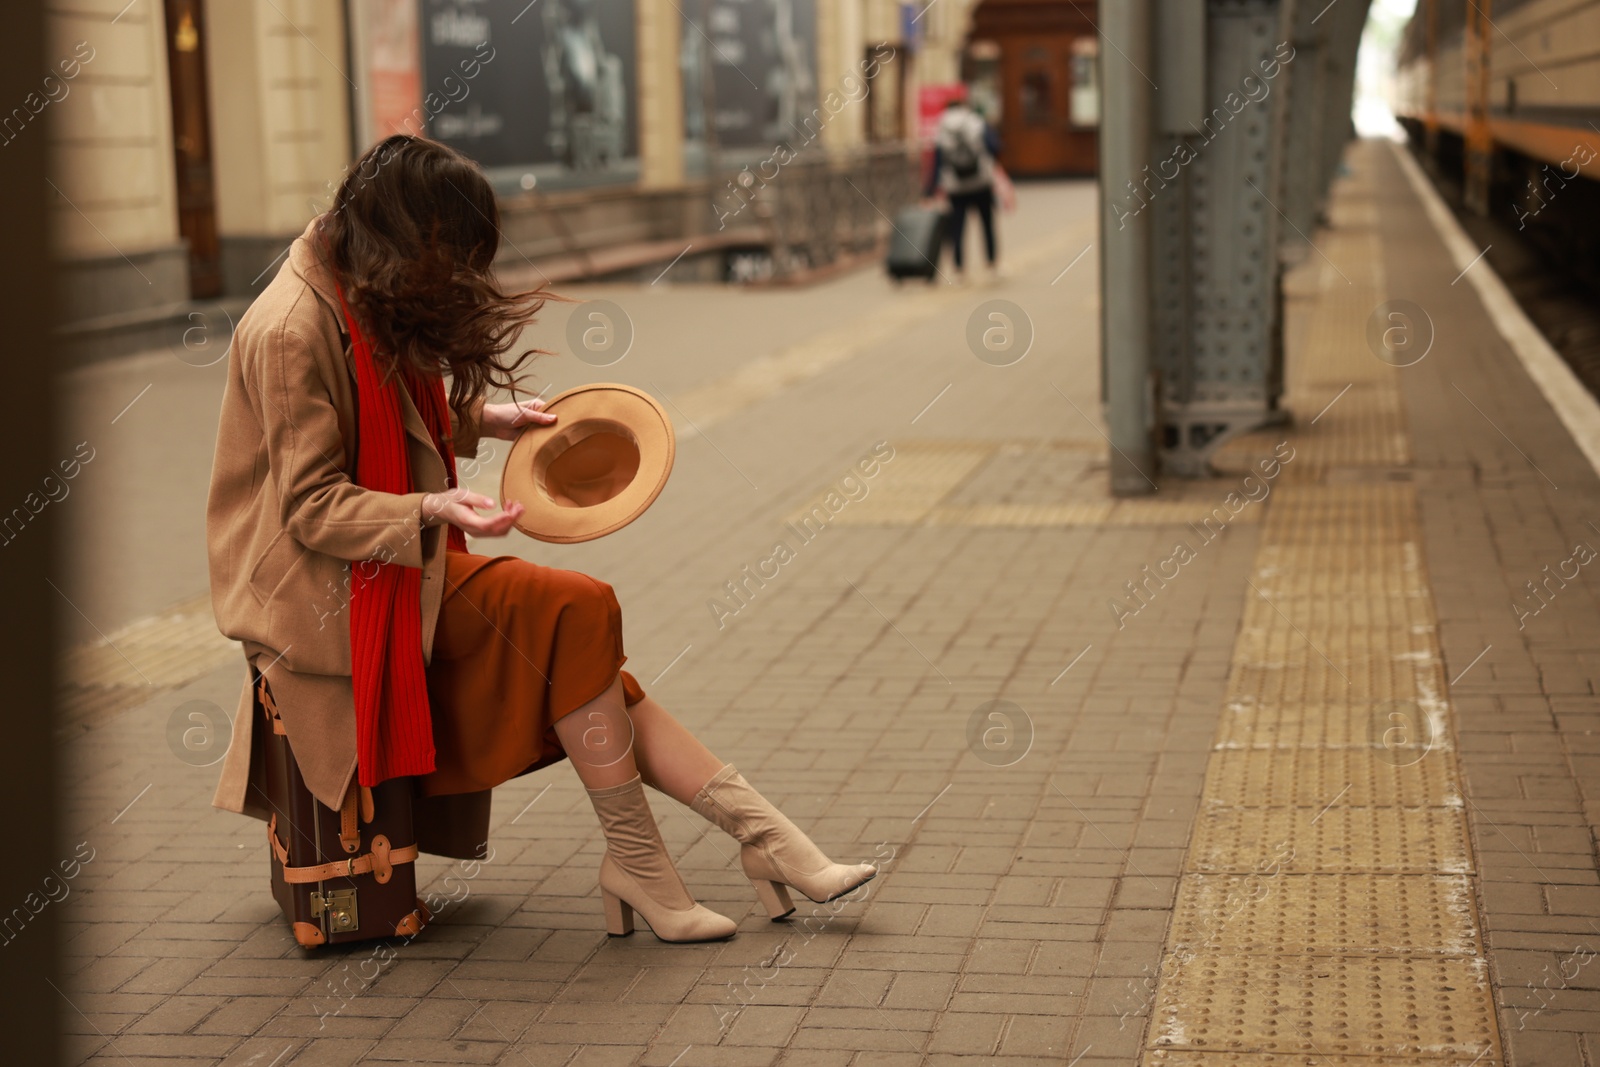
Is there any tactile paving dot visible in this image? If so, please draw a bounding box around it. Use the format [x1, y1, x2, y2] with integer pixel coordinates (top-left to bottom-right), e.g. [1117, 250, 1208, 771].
[1148, 1051, 1499, 1066]
[1246, 571, 1429, 601]
[1247, 576, 1433, 609]
[1204, 749, 1461, 808]
[1254, 534, 1420, 559]
[1218, 386, 1414, 476]
[1253, 549, 1418, 590]
[1147, 954, 1498, 1059]
[1261, 485, 1422, 544]
[1166, 874, 1482, 956]
[1236, 593, 1436, 631]
[1213, 700, 1457, 753]
[1231, 625, 1436, 665]
[1229, 420, 1412, 476]
[1186, 805, 1472, 874]
[1225, 654, 1447, 704]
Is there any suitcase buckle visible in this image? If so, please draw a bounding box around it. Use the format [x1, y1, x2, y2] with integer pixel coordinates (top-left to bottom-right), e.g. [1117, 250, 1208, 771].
[310, 887, 359, 932]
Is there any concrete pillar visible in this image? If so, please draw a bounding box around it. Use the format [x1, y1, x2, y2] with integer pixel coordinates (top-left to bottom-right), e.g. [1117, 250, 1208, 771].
[46, 0, 185, 320]
[1280, 0, 1329, 258]
[816, 0, 840, 153]
[1319, 0, 1370, 192]
[638, 0, 685, 188]
[818, 0, 867, 154]
[1099, 0, 1157, 495]
[204, 0, 351, 293]
[917, 1, 964, 85]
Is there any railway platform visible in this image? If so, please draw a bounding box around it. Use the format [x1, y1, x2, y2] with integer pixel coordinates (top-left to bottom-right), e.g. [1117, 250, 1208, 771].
[50, 138, 1600, 1066]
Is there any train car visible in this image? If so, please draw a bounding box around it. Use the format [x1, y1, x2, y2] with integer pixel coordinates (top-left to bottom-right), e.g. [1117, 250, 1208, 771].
[1395, 0, 1600, 269]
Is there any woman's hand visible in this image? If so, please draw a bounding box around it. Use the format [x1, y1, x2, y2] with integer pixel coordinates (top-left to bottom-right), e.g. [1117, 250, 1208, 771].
[422, 488, 525, 538]
[480, 397, 557, 440]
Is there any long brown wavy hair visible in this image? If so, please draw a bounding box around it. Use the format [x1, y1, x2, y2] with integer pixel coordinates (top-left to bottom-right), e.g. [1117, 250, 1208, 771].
[318, 134, 551, 424]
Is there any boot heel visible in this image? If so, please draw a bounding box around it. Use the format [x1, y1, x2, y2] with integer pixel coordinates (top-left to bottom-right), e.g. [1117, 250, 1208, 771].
[751, 878, 795, 920]
[602, 889, 635, 936]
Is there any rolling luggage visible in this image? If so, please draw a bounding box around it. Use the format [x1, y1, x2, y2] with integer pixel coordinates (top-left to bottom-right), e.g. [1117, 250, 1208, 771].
[886, 205, 946, 282]
[255, 672, 431, 948]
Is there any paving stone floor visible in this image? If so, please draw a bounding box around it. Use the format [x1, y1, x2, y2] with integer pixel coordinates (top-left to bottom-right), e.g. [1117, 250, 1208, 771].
[49, 150, 1600, 1066]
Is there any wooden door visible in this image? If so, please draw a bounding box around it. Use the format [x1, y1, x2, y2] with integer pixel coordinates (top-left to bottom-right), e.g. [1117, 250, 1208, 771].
[999, 33, 1098, 177]
[164, 0, 222, 298]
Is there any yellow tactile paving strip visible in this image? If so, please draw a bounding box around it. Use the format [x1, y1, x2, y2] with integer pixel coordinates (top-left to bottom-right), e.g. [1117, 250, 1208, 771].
[1141, 169, 1503, 1062]
[1185, 805, 1474, 875]
[1204, 748, 1460, 808]
[1151, 956, 1497, 1060]
[1168, 874, 1483, 955]
[1216, 697, 1450, 753]
[1151, 1056, 1473, 1067]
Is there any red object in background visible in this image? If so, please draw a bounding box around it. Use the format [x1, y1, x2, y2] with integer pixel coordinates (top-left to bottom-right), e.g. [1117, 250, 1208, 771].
[363, 0, 423, 142]
[917, 83, 968, 142]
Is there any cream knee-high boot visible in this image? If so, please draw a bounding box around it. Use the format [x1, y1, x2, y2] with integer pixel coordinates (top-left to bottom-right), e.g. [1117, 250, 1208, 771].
[586, 776, 737, 942]
[689, 765, 877, 920]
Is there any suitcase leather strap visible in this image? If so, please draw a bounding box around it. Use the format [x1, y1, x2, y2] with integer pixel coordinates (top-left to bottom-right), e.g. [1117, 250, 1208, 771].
[256, 677, 288, 736]
[338, 787, 361, 854]
[268, 814, 417, 885]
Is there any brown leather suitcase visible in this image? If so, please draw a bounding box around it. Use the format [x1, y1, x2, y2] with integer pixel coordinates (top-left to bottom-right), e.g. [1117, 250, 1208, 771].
[254, 672, 431, 948]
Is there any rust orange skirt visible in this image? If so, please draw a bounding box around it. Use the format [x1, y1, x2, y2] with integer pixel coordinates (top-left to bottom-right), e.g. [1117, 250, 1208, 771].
[419, 549, 645, 798]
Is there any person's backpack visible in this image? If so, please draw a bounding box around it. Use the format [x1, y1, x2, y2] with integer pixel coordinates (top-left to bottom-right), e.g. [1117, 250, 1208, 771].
[945, 120, 982, 181]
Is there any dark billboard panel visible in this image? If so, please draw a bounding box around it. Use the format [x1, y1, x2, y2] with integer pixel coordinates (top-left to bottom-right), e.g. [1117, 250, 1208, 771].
[420, 0, 639, 191]
[682, 0, 818, 165]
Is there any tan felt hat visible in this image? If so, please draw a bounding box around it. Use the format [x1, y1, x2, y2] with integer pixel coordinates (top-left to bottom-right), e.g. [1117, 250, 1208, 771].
[500, 383, 675, 544]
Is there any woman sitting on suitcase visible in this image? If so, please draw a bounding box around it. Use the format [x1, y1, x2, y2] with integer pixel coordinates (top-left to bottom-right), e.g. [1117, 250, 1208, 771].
[206, 135, 874, 943]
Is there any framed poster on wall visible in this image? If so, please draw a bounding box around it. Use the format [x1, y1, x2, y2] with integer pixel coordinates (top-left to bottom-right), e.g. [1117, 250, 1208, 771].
[417, 0, 640, 192]
[681, 0, 818, 175]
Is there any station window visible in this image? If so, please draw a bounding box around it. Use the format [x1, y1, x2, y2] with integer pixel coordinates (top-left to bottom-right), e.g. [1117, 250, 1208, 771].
[1070, 37, 1099, 128]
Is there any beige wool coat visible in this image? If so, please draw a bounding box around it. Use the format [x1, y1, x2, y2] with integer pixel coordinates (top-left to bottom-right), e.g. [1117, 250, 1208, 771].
[207, 215, 491, 859]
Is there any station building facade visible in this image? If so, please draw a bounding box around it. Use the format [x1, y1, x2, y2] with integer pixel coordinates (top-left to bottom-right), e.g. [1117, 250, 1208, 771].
[41, 0, 1093, 356]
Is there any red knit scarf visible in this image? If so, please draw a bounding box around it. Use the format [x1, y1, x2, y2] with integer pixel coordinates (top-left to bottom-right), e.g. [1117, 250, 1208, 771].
[335, 282, 467, 787]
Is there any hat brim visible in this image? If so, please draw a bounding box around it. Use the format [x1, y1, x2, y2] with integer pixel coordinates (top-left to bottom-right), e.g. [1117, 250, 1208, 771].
[500, 384, 675, 544]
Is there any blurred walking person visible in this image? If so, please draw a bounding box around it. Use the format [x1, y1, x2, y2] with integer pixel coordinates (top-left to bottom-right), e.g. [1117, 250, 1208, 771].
[924, 94, 1004, 282]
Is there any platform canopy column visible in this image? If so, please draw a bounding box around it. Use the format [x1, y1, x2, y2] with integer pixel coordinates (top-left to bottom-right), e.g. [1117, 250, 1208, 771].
[1099, 0, 1374, 480]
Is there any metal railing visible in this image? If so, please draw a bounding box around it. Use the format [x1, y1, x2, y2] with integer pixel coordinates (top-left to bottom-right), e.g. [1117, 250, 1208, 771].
[724, 143, 921, 280]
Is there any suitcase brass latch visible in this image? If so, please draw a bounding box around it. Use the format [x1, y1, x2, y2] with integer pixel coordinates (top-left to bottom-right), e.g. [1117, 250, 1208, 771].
[310, 888, 359, 933]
